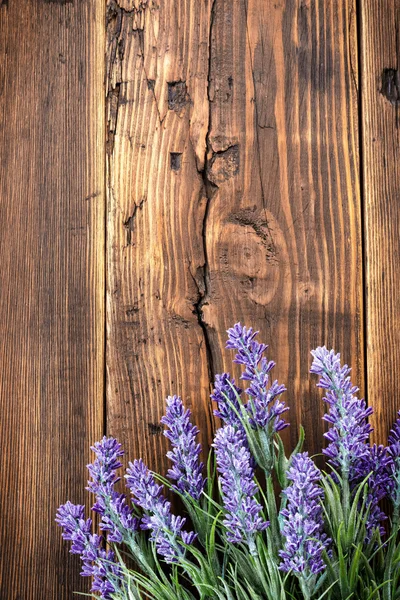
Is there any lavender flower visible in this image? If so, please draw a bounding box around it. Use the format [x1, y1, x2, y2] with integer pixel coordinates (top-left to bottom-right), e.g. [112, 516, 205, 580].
[226, 323, 289, 434]
[310, 347, 372, 478]
[87, 436, 138, 543]
[160, 395, 205, 501]
[55, 502, 123, 600]
[125, 459, 196, 563]
[364, 445, 391, 538]
[211, 372, 243, 428]
[388, 412, 400, 507]
[213, 425, 269, 551]
[352, 444, 392, 541]
[279, 453, 330, 585]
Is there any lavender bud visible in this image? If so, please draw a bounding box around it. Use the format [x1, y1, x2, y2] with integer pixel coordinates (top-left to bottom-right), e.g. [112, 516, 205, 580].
[161, 395, 205, 500]
[279, 453, 330, 580]
[213, 425, 269, 550]
[354, 444, 392, 539]
[388, 412, 400, 507]
[226, 323, 289, 435]
[211, 372, 243, 428]
[125, 459, 196, 563]
[87, 436, 139, 543]
[310, 347, 372, 478]
[55, 502, 124, 600]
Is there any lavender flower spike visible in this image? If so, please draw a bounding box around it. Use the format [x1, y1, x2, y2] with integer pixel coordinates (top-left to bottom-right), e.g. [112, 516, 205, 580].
[161, 395, 205, 501]
[310, 347, 372, 478]
[213, 425, 269, 552]
[56, 501, 124, 600]
[211, 372, 243, 429]
[126, 459, 197, 563]
[388, 411, 400, 508]
[87, 436, 138, 544]
[361, 445, 392, 539]
[279, 453, 330, 596]
[226, 323, 289, 434]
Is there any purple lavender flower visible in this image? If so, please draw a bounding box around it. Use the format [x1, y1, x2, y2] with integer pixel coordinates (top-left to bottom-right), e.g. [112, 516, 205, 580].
[160, 395, 205, 501]
[388, 412, 400, 507]
[352, 444, 392, 540]
[310, 347, 373, 478]
[56, 502, 124, 600]
[213, 425, 269, 551]
[279, 453, 330, 581]
[226, 323, 289, 434]
[365, 445, 391, 538]
[125, 459, 196, 563]
[87, 436, 138, 543]
[211, 372, 243, 428]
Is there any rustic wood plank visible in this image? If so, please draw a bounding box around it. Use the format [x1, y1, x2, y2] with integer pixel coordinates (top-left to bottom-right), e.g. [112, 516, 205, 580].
[0, 1, 105, 598]
[361, 1, 400, 443]
[106, 0, 363, 473]
[202, 0, 364, 456]
[106, 0, 214, 472]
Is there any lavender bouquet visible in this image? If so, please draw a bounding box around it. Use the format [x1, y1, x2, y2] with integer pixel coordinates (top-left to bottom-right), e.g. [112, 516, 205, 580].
[57, 324, 400, 600]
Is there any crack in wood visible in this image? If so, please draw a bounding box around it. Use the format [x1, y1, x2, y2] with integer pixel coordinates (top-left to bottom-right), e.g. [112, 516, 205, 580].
[123, 197, 147, 246]
[191, 0, 218, 387]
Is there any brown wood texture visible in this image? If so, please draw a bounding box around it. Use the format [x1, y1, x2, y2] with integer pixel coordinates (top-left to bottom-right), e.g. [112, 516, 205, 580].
[361, 1, 400, 444]
[106, 0, 364, 470]
[0, 1, 105, 598]
[106, 0, 215, 471]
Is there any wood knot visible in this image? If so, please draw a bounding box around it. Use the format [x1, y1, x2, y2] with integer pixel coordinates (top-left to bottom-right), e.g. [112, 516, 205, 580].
[170, 152, 182, 171]
[207, 145, 239, 186]
[167, 81, 190, 113]
[148, 423, 163, 435]
[381, 68, 400, 104]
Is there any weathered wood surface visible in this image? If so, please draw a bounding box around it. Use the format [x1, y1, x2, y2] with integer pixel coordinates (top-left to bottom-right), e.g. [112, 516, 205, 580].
[0, 1, 104, 598]
[106, 0, 214, 472]
[106, 0, 364, 470]
[361, 1, 400, 444]
[3, 0, 399, 597]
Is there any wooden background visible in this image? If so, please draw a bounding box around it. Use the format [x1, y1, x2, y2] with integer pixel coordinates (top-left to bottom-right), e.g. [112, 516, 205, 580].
[0, 0, 399, 597]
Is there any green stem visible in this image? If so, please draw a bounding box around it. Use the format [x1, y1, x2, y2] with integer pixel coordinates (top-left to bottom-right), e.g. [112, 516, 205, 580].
[265, 473, 280, 560]
[342, 471, 350, 527]
[251, 544, 272, 596]
[299, 576, 312, 600]
[383, 506, 400, 600]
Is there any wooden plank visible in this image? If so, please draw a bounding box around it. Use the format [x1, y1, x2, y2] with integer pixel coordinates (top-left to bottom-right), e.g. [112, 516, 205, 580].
[106, 0, 363, 472]
[203, 0, 364, 456]
[106, 0, 214, 472]
[361, 1, 400, 442]
[0, 2, 105, 598]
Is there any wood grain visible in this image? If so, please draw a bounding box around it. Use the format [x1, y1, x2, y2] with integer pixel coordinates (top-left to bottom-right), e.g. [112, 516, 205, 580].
[106, 0, 364, 471]
[201, 0, 365, 456]
[106, 0, 214, 473]
[361, 1, 400, 443]
[0, 1, 105, 598]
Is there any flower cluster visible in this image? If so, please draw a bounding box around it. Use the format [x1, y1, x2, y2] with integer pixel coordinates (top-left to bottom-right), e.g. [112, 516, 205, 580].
[55, 502, 123, 600]
[213, 425, 269, 549]
[279, 453, 330, 577]
[161, 395, 205, 500]
[310, 347, 372, 478]
[56, 323, 400, 600]
[125, 458, 196, 562]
